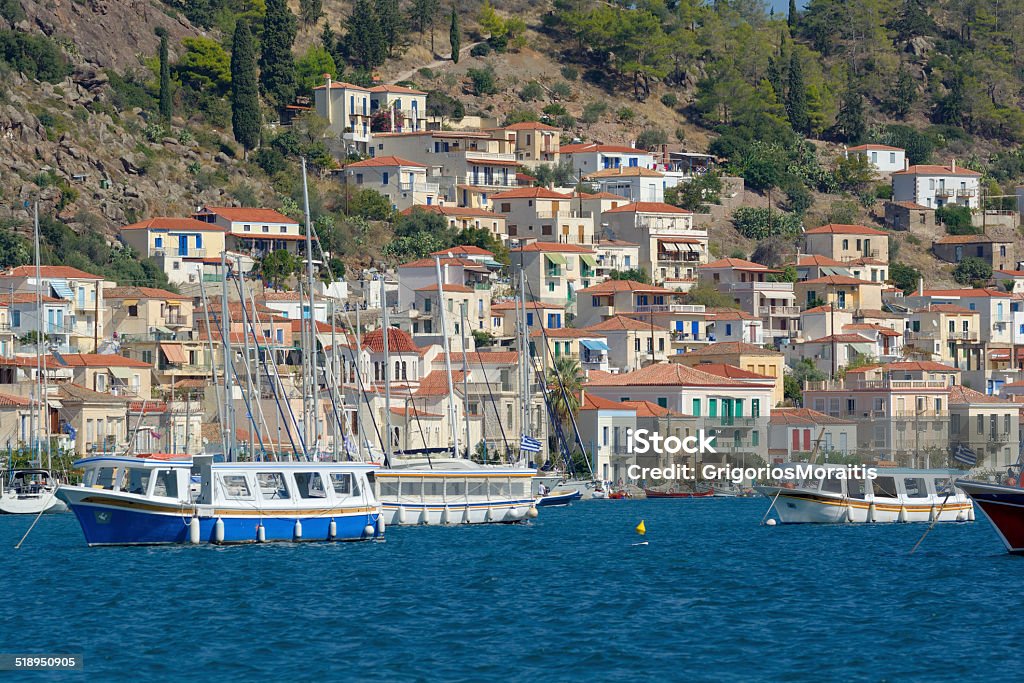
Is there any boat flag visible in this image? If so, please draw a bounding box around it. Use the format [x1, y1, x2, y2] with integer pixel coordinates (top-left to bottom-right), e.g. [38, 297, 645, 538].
[953, 443, 978, 467]
[520, 434, 541, 453]
[635, 520, 646, 536]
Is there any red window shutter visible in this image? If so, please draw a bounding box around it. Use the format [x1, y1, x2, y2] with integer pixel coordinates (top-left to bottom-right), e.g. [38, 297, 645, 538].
[803, 429, 811, 451]
[792, 429, 800, 451]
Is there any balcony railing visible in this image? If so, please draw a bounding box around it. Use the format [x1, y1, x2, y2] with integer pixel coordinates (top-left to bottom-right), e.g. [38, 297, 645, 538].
[806, 379, 949, 391]
[728, 281, 794, 292]
[637, 220, 702, 234]
[454, 175, 518, 189]
[398, 181, 440, 194]
[935, 188, 977, 198]
[155, 248, 207, 259]
[767, 306, 801, 316]
[657, 252, 702, 263]
[634, 304, 705, 314]
[535, 211, 594, 219]
[463, 151, 517, 163]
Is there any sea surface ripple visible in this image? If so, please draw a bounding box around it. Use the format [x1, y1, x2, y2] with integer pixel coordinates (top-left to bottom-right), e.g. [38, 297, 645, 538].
[1, 499, 1022, 682]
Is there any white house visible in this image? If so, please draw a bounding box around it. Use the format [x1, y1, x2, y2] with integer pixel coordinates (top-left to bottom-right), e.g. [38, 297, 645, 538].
[368, 84, 427, 133]
[892, 162, 982, 210]
[846, 144, 906, 174]
[584, 167, 666, 203]
[313, 75, 372, 153]
[341, 156, 441, 210]
[560, 143, 656, 177]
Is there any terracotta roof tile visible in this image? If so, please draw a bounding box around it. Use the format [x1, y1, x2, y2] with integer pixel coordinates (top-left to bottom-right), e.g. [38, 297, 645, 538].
[196, 206, 298, 225]
[804, 223, 887, 236]
[603, 201, 691, 215]
[586, 363, 767, 388]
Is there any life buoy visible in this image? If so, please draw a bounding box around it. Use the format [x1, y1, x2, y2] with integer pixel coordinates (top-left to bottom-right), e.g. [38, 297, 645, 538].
[782, 482, 796, 489]
[1009, 477, 1018, 487]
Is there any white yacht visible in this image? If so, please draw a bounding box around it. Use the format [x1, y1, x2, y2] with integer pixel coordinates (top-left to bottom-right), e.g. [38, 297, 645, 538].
[755, 464, 974, 524]
[0, 468, 67, 514]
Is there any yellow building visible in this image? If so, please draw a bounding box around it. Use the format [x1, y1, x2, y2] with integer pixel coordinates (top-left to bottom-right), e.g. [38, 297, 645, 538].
[672, 341, 786, 407]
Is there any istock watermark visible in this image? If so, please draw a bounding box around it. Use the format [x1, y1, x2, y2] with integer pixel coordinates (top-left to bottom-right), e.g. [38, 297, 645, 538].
[627, 428, 717, 455]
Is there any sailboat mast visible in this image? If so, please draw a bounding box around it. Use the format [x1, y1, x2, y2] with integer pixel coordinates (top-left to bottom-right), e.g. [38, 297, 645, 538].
[32, 203, 47, 469]
[434, 256, 459, 458]
[331, 300, 340, 461]
[220, 249, 236, 460]
[460, 303, 470, 459]
[381, 277, 392, 464]
[355, 295, 363, 461]
[519, 268, 531, 448]
[301, 158, 319, 459]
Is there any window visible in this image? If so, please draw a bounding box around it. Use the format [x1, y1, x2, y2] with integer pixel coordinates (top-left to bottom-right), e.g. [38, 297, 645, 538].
[691, 398, 701, 416]
[382, 172, 390, 185]
[842, 239, 849, 250]
[904, 477, 928, 498]
[95, 467, 117, 490]
[127, 305, 138, 317]
[153, 470, 179, 498]
[294, 472, 327, 498]
[602, 426, 609, 446]
[951, 413, 960, 434]
[244, 224, 251, 232]
[219, 474, 253, 499]
[331, 472, 358, 496]
[872, 476, 898, 498]
[445, 481, 466, 497]
[257, 472, 289, 500]
[977, 414, 984, 434]
[709, 399, 718, 417]
[752, 399, 760, 418]
[889, 152, 895, 164]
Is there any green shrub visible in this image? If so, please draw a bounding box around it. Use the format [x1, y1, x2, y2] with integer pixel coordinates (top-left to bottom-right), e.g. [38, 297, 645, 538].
[542, 102, 567, 117]
[953, 256, 992, 285]
[469, 42, 491, 57]
[889, 261, 922, 293]
[875, 183, 893, 200]
[519, 81, 543, 101]
[550, 81, 572, 99]
[560, 65, 578, 81]
[731, 207, 802, 239]
[635, 127, 667, 150]
[468, 67, 498, 95]
[581, 101, 607, 124]
[0, 30, 71, 83]
[937, 204, 977, 235]
[617, 106, 635, 122]
[418, 67, 435, 80]
[660, 92, 678, 108]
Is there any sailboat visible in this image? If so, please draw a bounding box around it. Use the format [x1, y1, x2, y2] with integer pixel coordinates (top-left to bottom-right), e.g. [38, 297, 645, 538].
[373, 257, 539, 525]
[0, 202, 66, 514]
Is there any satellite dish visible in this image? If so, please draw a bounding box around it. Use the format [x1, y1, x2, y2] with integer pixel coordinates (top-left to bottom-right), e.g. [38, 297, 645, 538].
[932, 320, 939, 327]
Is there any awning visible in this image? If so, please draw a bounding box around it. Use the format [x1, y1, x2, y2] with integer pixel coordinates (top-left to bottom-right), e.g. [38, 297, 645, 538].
[165, 300, 181, 307]
[579, 254, 597, 268]
[110, 367, 133, 379]
[120, 299, 139, 307]
[152, 325, 172, 334]
[990, 349, 1010, 360]
[160, 343, 187, 365]
[659, 241, 678, 252]
[580, 339, 610, 352]
[545, 253, 566, 266]
[50, 279, 73, 300]
[482, 259, 503, 268]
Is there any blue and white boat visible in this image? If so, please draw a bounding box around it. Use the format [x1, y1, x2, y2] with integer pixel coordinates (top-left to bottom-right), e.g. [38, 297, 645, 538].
[536, 488, 582, 507]
[57, 455, 384, 546]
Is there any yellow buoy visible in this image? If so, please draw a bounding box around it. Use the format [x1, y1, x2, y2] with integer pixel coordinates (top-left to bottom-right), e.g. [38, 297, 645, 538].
[635, 520, 646, 536]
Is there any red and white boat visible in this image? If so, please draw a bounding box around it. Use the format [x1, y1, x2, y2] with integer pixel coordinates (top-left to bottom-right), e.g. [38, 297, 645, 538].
[957, 479, 1024, 553]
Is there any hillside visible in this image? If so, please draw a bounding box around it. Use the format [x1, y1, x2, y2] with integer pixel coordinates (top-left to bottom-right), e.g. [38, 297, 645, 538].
[0, 0, 1022, 285]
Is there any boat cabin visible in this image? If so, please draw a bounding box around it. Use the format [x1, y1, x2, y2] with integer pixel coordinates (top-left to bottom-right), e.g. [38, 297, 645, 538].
[779, 464, 963, 502]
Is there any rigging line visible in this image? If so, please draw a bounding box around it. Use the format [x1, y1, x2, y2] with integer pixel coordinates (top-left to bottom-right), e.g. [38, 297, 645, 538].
[471, 349, 512, 462]
[523, 275, 594, 478]
[238, 284, 304, 460]
[198, 275, 228, 459]
[229, 274, 269, 460]
[305, 222, 387, 463]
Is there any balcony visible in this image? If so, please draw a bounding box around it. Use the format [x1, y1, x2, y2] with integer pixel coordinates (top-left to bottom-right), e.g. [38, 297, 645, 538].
[841, 250, 880, 261]
[657, 252, 702, 263]
[806, 379, 949, 391]
[728, 281, 794, 292]
[907, 330, 978, 342]
[535, 211, 594, 219]
[634, 304, 705, 314]
[164, 314, 189, 327]
[767, 306, 801, 316]
[637, 219, 703, 234]
[463, 151, 516, 163]
[398, 181, 441, 195]
[154, 248, 207, 259]
[935, 188, 977, 198]
[455, 175, 518, 190]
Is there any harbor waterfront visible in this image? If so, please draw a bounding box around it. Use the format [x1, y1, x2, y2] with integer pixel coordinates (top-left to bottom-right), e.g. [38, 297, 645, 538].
[1, 499, 1019, 682]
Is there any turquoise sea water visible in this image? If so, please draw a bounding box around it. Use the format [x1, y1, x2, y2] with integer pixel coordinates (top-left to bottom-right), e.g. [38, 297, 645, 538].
[0, 499, 1020, 682]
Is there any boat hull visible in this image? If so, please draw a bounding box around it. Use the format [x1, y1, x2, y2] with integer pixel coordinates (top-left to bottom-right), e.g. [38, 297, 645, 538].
[58, 487, 381, 546]
[537, 489, 582, 507]
[0, 492, 67, 514]
[756, 486, 973, 524]
[380, 498, 536, 525]
[644, 489, 715, 499]
[958, 480, 1024, 553]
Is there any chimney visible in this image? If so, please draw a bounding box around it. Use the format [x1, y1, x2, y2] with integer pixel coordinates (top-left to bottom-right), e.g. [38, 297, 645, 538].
[918, 277, 923, 297]
[904, 158, 909, 171]
[951, 158, 956, 173]
[324, 73, 332, 123]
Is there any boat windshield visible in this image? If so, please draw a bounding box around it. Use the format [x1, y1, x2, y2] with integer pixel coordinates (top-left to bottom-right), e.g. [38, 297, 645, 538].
[903, 477, 929, 498]
[122, 468, 152, 495]
[872, 476, 899, 499]
[152, 469, 178, 498]
[934, 477, 956, 496]
[294, 472, 328, 499]
[848, 477, 867, 499]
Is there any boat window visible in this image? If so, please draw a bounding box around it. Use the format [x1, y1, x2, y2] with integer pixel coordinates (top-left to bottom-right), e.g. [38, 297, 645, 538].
[153, 469, 178, 498]
[904, 477, 928, 498]
[124, 468, 151, 495]
[933, 477, 955, 496]
[423, 481, 444, 496]
[220, 474, 254, 500]
[294, 472, 327, 499]
[257, 473, 289, 500]
[872, 476, 899, 499]
[82, 468, 96, 487]
[95, 467, 116, 490]
[820, 477, 842, 494]
[466, 480, 486, 497]
[446, 481, 466, 496]
[801, 474, 821, 491]
[847, 478, 867, 499]
[488, 481, 511, 497]
[379, 480, 399, 498]
[511, 481, 527, 497]
[402, 481, 422, 497]
[331, 472, 353, 496]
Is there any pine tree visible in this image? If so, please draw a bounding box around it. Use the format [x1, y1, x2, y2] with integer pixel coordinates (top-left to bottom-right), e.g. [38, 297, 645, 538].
[766, 56, 784, 103]
[890, 64, 917, 119]
[299, 0, 323, 26]
[231, 19, 261, 154]
[346, 0, 386, 70]
[156, 27, 172, 120]
[375, 0, 403, 57]
[788, 0, 797, 29]
[449, 7, 460, 64]
[836, 81, 866, 143]
[260, 0, 298, 108]
[785, 51, 809, 135]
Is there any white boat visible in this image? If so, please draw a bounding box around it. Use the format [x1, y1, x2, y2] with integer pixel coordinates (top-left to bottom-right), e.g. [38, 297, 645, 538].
[0, 468, 67, 514]
[57, 455, 384, 546]
[376, 458, 538, 525]
[755, 464, 974, 524]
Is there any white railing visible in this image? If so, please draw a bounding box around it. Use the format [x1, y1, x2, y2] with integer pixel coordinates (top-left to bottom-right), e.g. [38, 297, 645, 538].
[728, 282, 794, 292]
[535, 211, 594, 219]
[398, 181, 440, 194]
[463, 151, 516, 163]
[768, 306, 801, 316]
[634, 304, 705, 314]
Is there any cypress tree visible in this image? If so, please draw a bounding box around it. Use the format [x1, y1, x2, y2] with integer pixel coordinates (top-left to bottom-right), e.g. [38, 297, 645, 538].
[785, 51, 809, 135]
[836, 80, 866, 143]
[449, 7, 460, 64]
[346, 0, 386, 70]
[231, 19, 261, 154]
[766, 56, 784, 103]
[156, 27, 172, 120]
[260, 0, 298, 108]
[375, 0, 403, 57]
[787, 0, 797, 29]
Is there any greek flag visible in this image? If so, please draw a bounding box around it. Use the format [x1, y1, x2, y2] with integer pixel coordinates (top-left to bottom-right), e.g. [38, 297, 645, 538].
[953, 443, 978, 467]
[520, 434, 541, 453]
